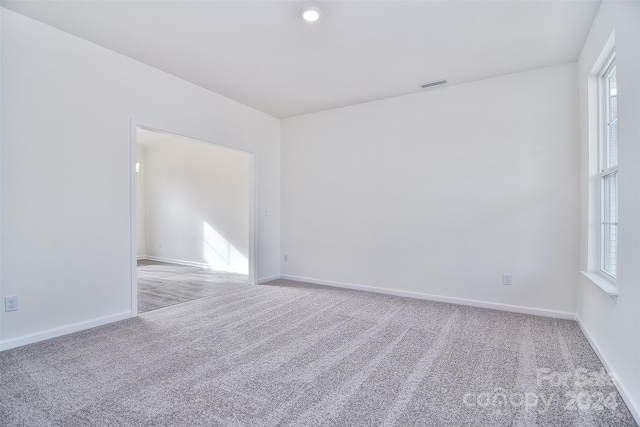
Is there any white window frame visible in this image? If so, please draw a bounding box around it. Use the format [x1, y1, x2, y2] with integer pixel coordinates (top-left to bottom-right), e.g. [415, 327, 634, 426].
[599, 52, 617, 280]
[581, 39, 617, 302]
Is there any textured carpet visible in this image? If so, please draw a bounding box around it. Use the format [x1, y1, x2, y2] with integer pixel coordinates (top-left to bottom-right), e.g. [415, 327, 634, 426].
[137, 260, 249, 313]
[0, 279, 636, 426]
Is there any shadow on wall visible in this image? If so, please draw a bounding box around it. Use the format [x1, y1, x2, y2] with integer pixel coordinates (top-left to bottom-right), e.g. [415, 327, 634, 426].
[203, 221, 248, 274]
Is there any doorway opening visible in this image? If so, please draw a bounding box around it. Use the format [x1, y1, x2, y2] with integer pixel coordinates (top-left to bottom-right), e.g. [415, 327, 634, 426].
[131, 125, 255, 314]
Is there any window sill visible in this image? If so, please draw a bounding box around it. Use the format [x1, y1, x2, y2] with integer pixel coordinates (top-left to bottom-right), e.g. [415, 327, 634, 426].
[581, 271, 618, 303]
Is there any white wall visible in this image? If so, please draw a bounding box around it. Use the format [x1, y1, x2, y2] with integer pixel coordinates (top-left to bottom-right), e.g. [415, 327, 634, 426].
[282, 63, 580, 315]
[0, 8, 280, 348]
[136, 146, 146, 258]
[143, 137, 250, 274]
[577, 0, 640, 419]
[0, 7, 4, 341]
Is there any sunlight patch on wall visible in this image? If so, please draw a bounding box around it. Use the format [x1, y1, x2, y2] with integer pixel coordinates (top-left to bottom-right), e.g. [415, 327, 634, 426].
[203, 221, 248, 274]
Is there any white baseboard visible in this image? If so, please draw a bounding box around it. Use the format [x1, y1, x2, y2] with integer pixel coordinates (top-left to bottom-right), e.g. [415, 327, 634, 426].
[280, 274, 576, 320]
[257, 274, 281, 284]
[142, 256, 248, 275]
[576, 315, 640, 425]
[0, 311, 132, 352]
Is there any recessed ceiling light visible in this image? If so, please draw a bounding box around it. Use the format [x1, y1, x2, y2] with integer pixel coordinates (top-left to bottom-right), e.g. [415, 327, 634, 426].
[301, 6, 321, 23]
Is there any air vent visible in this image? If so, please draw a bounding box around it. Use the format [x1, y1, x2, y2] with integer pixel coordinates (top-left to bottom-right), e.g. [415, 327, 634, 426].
[420, 79, 448, 89]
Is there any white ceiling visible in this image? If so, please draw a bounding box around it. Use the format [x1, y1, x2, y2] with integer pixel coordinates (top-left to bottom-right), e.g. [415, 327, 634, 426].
[2, 0, 600, 118]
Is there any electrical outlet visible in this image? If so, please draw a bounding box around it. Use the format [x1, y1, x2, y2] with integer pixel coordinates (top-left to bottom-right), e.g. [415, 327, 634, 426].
[284, 254, 288, 262]
[503, 274, 512, 286]
[5, 296, 18, 312]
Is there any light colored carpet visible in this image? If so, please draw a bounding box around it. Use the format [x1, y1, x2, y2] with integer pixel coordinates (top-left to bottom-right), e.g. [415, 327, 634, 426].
[0, 279, 636, 426]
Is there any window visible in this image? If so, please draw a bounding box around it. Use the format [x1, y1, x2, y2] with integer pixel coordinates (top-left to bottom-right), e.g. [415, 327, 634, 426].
[582, 41, 618, 300]
[600, 54, 617, 278]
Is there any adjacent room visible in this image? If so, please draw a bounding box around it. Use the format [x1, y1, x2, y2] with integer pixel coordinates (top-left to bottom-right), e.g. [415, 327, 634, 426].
[135, 128, 251, 313]
[1, 1, 638, 425]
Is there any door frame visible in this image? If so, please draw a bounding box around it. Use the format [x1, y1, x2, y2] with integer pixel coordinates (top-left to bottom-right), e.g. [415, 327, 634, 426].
[129, 119, 257, 316]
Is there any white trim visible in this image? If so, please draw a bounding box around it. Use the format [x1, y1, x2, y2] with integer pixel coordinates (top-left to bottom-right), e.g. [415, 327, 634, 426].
[280, 274, 576, 320]
[599, 52, 618, 279]
[142, 256, 249, 275]
[257, 274, 281, 284]
[580, 271, 618, 302]
[248, 153, 257, 286]
[586, 33, 616, 281]
[0, 311, 132, 352]
[576, 315, 640, 425]
[130, 119, 138, 316]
